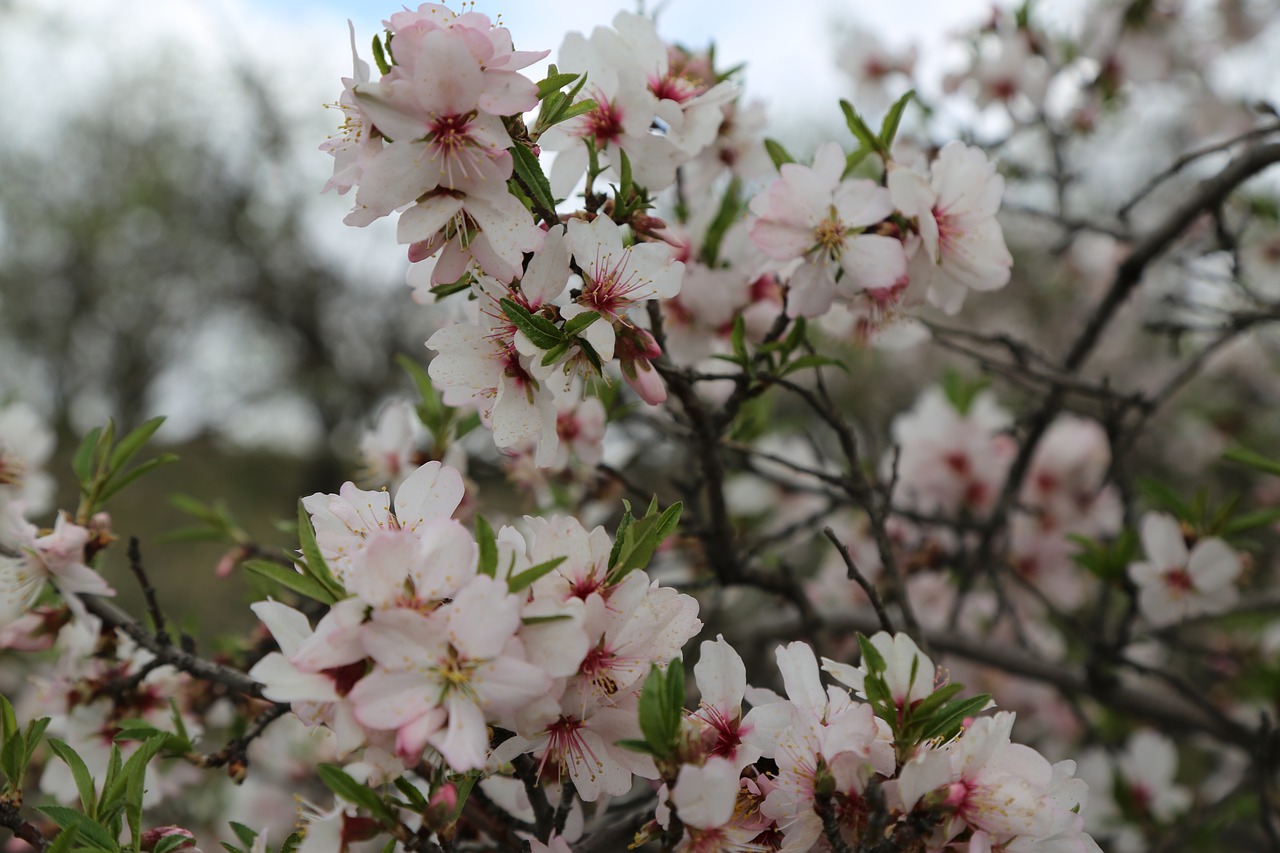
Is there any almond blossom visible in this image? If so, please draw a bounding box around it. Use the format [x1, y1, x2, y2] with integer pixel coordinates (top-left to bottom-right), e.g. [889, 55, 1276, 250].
[749, 142, 908, 317]
[1128, 512, 1241, 627]
[889, 142, 1012, 314]
[1, 507, 113, 628]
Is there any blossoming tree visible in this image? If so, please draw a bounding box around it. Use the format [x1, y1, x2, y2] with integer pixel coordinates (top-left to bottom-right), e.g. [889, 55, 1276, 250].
[3, 1, 1280, 851]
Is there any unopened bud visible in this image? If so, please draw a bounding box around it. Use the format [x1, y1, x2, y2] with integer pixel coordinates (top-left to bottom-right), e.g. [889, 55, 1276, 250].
[140, 826, 199, 852]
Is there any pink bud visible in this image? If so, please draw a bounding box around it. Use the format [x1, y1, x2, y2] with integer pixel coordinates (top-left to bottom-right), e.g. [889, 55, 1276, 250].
[140, 826, 198, 852]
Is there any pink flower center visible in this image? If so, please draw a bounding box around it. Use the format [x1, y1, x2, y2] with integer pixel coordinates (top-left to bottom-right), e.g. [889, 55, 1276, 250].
[1163, 568, 1194, 594]
[426, 110, 490, 184]
[580, 94, 625, 147]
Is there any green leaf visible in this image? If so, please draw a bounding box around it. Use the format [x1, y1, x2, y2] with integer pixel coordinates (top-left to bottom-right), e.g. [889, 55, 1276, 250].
[521, 613, 574, 626]
[905, 682, 966, 725]
[393, 777, 427, 810]
[507, 556, 567, 594]
[72, 426, 105, 487]
[155, 834, 197, 853]
[878, 89, 915, 149]
[1, 694, 18, 743]
[1, 729, 24, 789]
[47, 739, 98, 814]
[500, 298, 563, 351]
[1223, 507, 1280, 536]
[563, 310, 601, 338]
[636, 661, 684, 759]
[21, 717, 49, 777]
[556, 99, 598, 123]
[243, 559, 337, 605]
[842, 146, 874, 179]
[97, 454, 180, 504]
[700, 179, 742, 268]
[609, 500, 682, 580]
[509, 144, 558, 223]
[763, 138, 795, 170]
[229, 823, 259, 849]
[371, 34, 391, 76]
[37, 806, 120, 851]
[428, 277, 473, 299]
[102, 734, 167, 813]
[919, 695, 993, 742]
[940, 369, 989, 416]
[730, 316, 748, 365]
[475, 515, 498, 578]
[317, 764, 397, 826]
[107, 417, 166, 472]
[536, 66, 581, 99]
[45, 825, 81, 853]
[779, 354, 849, 377]
[614, 738, 662, 757]
[1137, 478, 1194, 523]
[856, 633, 887, 676]
[298, 502, 345, 601]
[1224, 447, 1280, 479]
[839, 99, 882, 155]
[609, 503, 635, 570]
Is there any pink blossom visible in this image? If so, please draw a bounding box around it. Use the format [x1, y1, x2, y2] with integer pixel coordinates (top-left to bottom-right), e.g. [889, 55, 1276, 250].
[1128, 512, 1241, 627]
[750, 142, 907, 317]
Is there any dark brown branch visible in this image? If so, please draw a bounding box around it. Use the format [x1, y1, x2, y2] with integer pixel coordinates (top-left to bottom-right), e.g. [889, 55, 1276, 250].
[823, 527, 894, 635]
[0, 801, 51, 852]
[127, 537, 169, 645]
[83, 595, 266, 699]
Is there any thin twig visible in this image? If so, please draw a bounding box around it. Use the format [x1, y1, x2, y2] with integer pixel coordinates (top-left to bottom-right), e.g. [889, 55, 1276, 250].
[823, 527, 894, 634]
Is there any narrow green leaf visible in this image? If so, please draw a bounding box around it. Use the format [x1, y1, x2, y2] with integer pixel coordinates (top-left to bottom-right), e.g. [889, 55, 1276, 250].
[102, 734, 167, 814]
[763, 138, 795, 170]
[556, 99, 598, 123]
[539, 338, 575, 368]
[1223, 447, 1280, 478]
[537, 67, 580, 99]
[45, 825, 80, 853]
[1, 730, 24, 788]
[371, 35, 391, 76]
[500, 298, 563, 351]
[611, 501, 683, 578]
[47, 739, 98, 814]
[920, 695, 993, 742]
[780, 354, 849, 377]
[563, 310, 601, 338]
[508, 556, 568, 594]
[521, 613, 574, 625]
[614, 738, 662, 757]
[72, 426, 104, 487]
[107, 416, 166, 472]
[842, 146, 873, 179]
[1137, 478, 1194, 523]
[509, 144, 558, 222]
[427, 277, 473, 299]
[609, 503, 635, 570]
[298, 502, 345, 600]
[905, 682, 966, 724]
[839, 99, 881, 155]
[0, 695, 17, 745]
[1224, 507, 1280, 536]
[664, 658, 686, 725]
[636, 665, 676, 757]
[21, 717, 49, 778]
[97, 454, 180, 504]
[228, 823, 259, 848]
[393, 777, 427, 809]
[317, 764, 397, 825]
[37, 806, 120, 851]
[475, 516, 498, 578]
[243, 559, 337, 605]
[730, 316, 748, 364]
[856, 633, 887, 676]
[878, 89, 915, 148]
[699, 179, 742, 268]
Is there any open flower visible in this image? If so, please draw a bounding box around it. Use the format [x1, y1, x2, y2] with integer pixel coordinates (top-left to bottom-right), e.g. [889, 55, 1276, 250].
[1128, 513, 1241, 627]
